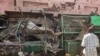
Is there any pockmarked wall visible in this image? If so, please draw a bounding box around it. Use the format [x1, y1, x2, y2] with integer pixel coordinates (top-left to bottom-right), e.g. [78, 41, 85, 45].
[0, 0, 100, 15]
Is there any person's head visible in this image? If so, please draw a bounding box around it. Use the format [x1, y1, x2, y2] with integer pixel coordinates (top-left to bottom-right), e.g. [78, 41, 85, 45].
[88, 25, 95, 33]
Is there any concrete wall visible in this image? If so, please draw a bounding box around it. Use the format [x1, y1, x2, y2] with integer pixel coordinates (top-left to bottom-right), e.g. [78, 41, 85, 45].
[0, 0, 9, 14]
[0, 0, 100, 15]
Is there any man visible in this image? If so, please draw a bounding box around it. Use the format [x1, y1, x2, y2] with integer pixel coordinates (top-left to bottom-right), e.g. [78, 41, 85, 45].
[81, 25, 99, 56]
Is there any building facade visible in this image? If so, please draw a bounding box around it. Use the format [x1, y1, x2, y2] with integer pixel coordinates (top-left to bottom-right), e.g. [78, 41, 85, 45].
[0, 0, 100, 15]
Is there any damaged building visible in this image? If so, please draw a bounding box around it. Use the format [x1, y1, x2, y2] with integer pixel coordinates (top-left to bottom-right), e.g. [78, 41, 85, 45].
[0, 0, 100, 56]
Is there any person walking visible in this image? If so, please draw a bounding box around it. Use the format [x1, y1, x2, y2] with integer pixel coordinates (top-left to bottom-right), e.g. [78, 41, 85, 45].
[81, 25, 99, 56]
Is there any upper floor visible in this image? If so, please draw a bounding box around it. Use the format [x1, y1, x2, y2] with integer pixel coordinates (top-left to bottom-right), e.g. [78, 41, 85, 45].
[0, 0, 100, 15]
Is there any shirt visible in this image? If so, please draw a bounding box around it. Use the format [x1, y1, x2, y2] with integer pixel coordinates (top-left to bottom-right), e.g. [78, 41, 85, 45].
[81, 33, 99, 56]
[81, 33, 99, 49]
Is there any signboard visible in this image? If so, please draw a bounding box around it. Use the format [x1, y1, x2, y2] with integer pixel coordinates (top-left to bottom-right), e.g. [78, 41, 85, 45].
[91, 16, 100, 26]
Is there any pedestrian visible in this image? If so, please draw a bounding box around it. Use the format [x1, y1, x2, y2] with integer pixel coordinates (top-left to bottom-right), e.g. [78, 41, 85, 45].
[81, 25, 99, 56]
